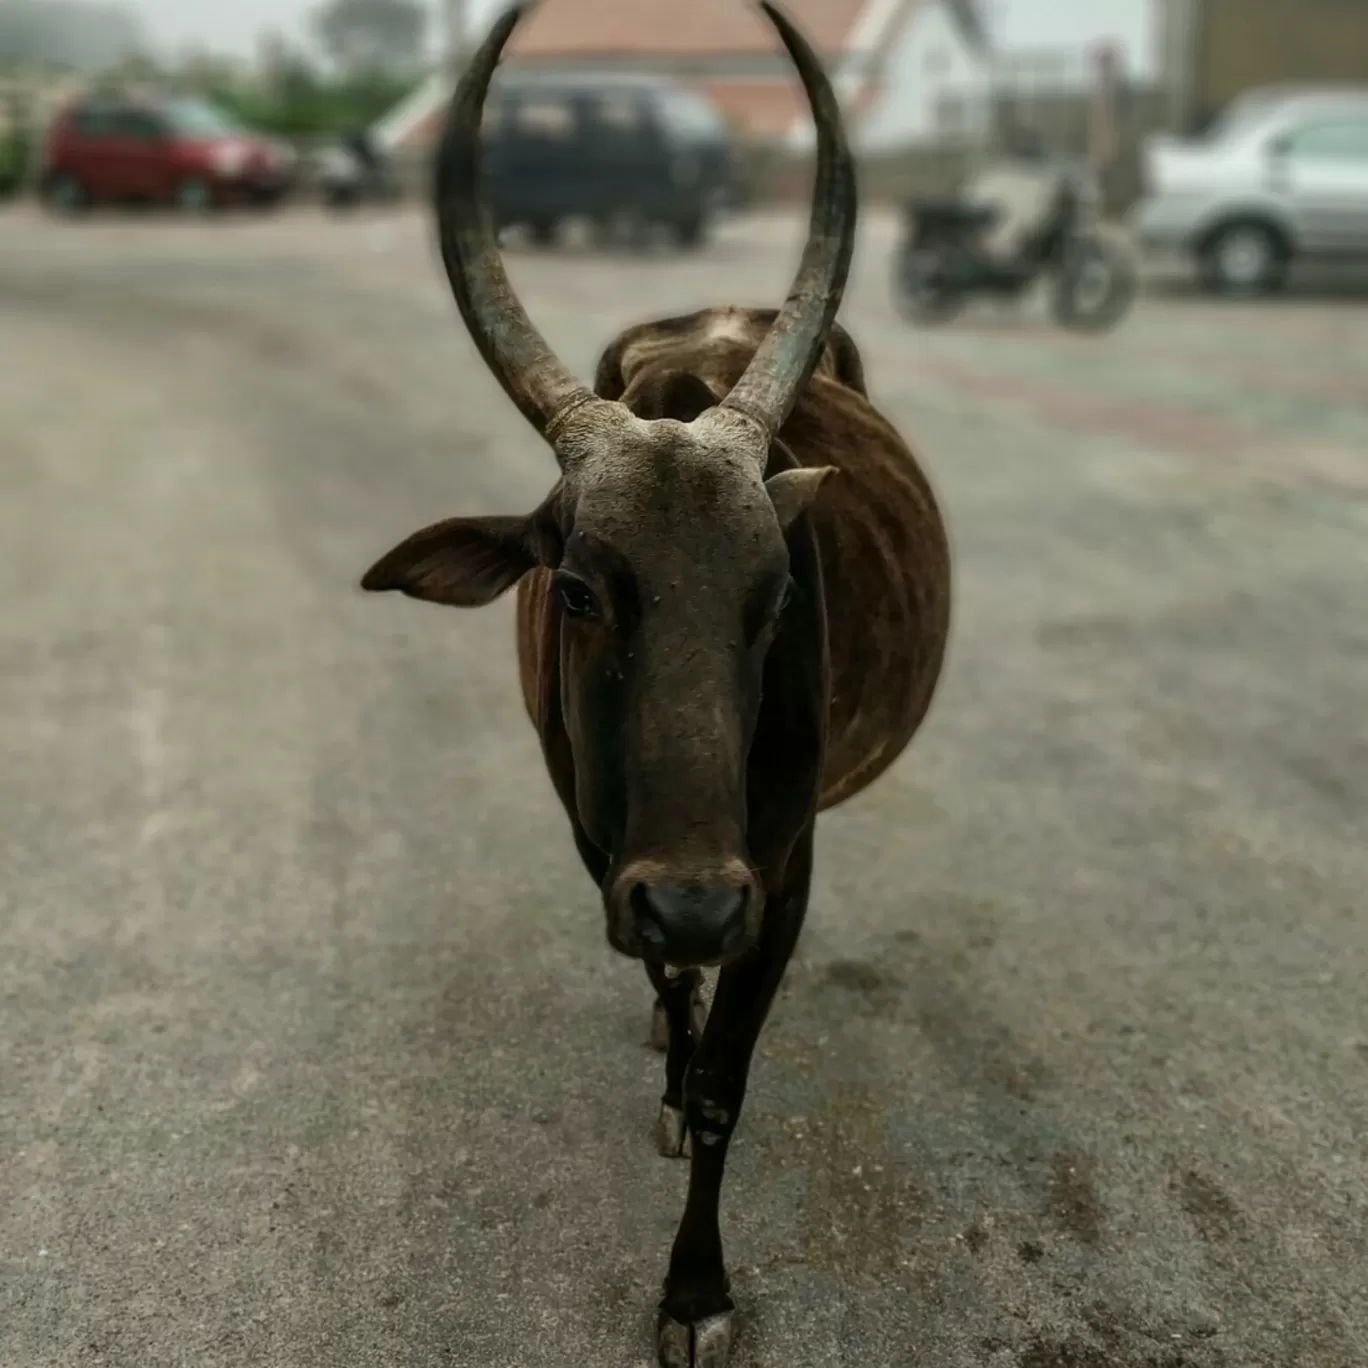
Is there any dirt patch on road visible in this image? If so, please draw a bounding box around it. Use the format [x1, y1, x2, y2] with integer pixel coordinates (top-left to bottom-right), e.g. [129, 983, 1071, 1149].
[1172, 1165, 1241, 1243]
[795, 1078, 932, 1281]
[1044, 1152, 1104, 1247]
[820, 957, 904, 1002]
[1019, 1336, 1207, 1368]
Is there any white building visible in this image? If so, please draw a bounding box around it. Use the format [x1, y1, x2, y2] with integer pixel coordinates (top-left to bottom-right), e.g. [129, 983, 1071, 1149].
[855, 0, 993, 149]
[785, 0, 993, 152]
[785, 0, 1155, 151]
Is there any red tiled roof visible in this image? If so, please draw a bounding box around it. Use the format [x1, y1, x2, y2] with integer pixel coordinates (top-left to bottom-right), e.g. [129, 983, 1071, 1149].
[696, 76, 881, 136]
[507, 0, 873, 58]
[698, 78, 807, 135]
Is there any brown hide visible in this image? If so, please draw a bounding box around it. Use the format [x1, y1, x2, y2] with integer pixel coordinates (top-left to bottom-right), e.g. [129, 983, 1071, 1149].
[517, 307, 952, 813]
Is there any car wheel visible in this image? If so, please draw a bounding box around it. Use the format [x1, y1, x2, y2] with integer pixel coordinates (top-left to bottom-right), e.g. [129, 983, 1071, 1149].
[593, 210, 650, 252]
[42, 170, 89, 215]
[175, 176, 217, 216]
[622, 211, 653, 253]
[528, 218, 558, 248]
[671, 212, 710, 250]
[1198, 221, 1288, 296]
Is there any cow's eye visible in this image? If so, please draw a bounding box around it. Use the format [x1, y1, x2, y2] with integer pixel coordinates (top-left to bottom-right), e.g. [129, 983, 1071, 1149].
[555, 572, 600, 620]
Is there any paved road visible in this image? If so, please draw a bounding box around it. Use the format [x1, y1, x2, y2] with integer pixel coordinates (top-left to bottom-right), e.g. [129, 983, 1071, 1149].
[2, 204, 1366, 1368]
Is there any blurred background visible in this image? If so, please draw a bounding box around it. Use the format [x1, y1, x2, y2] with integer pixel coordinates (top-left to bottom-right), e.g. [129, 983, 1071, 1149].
[3, 4, 1367, 1368]
[0, 0, 1365, 246]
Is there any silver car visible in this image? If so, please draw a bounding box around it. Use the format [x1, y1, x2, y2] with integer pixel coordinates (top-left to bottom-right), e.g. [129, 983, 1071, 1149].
[1130, 89, 1368, 294]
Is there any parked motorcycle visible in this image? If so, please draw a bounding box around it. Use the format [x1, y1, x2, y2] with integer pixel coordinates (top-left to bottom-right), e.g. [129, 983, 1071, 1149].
[316, 128, 403, 211]
[892, 160, 1137, 332]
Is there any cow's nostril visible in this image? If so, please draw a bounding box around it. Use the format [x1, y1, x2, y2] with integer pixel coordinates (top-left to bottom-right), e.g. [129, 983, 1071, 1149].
[631, 884, 669, 950]
[718, 891, 749, 951]
[632, 883, 750, 962]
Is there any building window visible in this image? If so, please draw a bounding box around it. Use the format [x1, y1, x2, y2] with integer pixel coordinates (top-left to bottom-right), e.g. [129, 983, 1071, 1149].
[593, 94, 643, 131]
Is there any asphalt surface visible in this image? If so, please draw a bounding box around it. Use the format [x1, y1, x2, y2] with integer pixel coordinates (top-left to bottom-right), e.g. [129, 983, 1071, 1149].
[2, 203, 1366, 1368]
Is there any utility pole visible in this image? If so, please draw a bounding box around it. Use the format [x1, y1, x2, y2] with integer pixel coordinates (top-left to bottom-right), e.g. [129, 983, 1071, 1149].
[443, 0, 470, 75]
[979, 0, 1007, 157]
[1087, 40, 1120, 188]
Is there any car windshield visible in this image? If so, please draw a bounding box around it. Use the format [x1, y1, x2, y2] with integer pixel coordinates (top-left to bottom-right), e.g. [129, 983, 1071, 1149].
[1201, 99, 1274, 142]
[162, 98, 244, 137]
[1200, 89, 1360, 143]
[660, 89, 727, 143]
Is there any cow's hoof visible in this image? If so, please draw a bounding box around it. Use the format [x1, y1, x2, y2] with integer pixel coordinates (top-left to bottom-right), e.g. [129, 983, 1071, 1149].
[650, 999, 670, 1052]
[657, 1309, 733, 1368]
[656, 1102, 692, 1158]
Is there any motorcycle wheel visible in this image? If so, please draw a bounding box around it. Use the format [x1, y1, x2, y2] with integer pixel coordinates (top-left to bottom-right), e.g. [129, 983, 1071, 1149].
[891, 248, 967, 325]
[1051, 236, 1137, 333]
[322, 182, 361, 212]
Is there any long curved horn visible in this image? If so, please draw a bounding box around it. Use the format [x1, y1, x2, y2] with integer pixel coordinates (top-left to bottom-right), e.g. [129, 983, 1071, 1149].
[720, 1, 858, 444]
[433, 3, 601, 449]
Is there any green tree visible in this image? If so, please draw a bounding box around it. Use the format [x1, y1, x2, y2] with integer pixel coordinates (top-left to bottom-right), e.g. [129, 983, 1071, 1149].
[207, 47, 410, 141]
[310, 0, 427, 76]
[0, 0, 144, 71]
[107, 49, 166, 83]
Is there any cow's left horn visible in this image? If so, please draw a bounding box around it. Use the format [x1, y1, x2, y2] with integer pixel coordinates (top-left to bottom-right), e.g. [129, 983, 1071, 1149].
[433, 3, 604, 455]
[720, 1, 858, 446]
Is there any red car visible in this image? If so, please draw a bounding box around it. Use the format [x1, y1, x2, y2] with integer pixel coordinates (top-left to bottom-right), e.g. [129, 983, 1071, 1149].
[40, 92, 297, 214]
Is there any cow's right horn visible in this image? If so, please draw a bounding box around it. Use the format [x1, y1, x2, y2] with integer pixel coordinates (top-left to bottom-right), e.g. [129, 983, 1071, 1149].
[433, 3, 606, 457]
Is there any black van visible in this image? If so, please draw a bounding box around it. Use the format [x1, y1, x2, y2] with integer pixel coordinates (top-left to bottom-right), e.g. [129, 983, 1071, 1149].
[475, 71, 742, 249]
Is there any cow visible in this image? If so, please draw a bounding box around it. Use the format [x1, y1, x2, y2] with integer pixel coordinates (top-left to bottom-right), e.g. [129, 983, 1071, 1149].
[359, 3, 952, 1365]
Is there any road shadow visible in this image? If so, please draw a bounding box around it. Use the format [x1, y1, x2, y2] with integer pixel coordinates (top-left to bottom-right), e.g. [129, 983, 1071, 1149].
[1145, 265, 1368, 305]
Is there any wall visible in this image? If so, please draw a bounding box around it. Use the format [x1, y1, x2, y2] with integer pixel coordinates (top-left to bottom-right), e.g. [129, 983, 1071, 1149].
[0, 67, 84, 129]
[992, 47, 1104, 95]
[996, 83, 1166, 210]
[810, 80, 1166, 213]
[1152, 0, 1196, 128]
[1193, 0, 1368, 127]
[746, 140, 972, 204]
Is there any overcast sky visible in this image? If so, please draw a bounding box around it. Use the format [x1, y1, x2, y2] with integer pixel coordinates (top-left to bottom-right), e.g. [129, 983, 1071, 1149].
[132, 0, 1155, 74]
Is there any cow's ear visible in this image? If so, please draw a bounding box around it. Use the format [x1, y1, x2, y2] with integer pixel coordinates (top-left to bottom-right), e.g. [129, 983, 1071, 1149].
[825, 322, 869, 395]
[360, 513, 546, 607]
[766, 466, 835, 532]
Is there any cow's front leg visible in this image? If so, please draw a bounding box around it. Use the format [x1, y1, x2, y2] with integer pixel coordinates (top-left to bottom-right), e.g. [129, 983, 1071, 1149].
[656, 835, 812, 1368]
[649, 972, 708, 1053]
[647, 965, 709, 1157]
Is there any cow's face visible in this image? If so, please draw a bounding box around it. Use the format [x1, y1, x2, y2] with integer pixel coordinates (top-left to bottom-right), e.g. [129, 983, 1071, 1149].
[363, 0, 855, 967]
[362, 397, 830, 968]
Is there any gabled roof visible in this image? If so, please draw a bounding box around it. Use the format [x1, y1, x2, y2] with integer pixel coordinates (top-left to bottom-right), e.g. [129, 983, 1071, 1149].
[506, 0, 874, 58]
[943, 0, 990, 51]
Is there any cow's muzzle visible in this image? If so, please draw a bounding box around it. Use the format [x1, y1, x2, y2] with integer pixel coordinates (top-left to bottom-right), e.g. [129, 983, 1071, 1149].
[607, 860, 762, 968]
